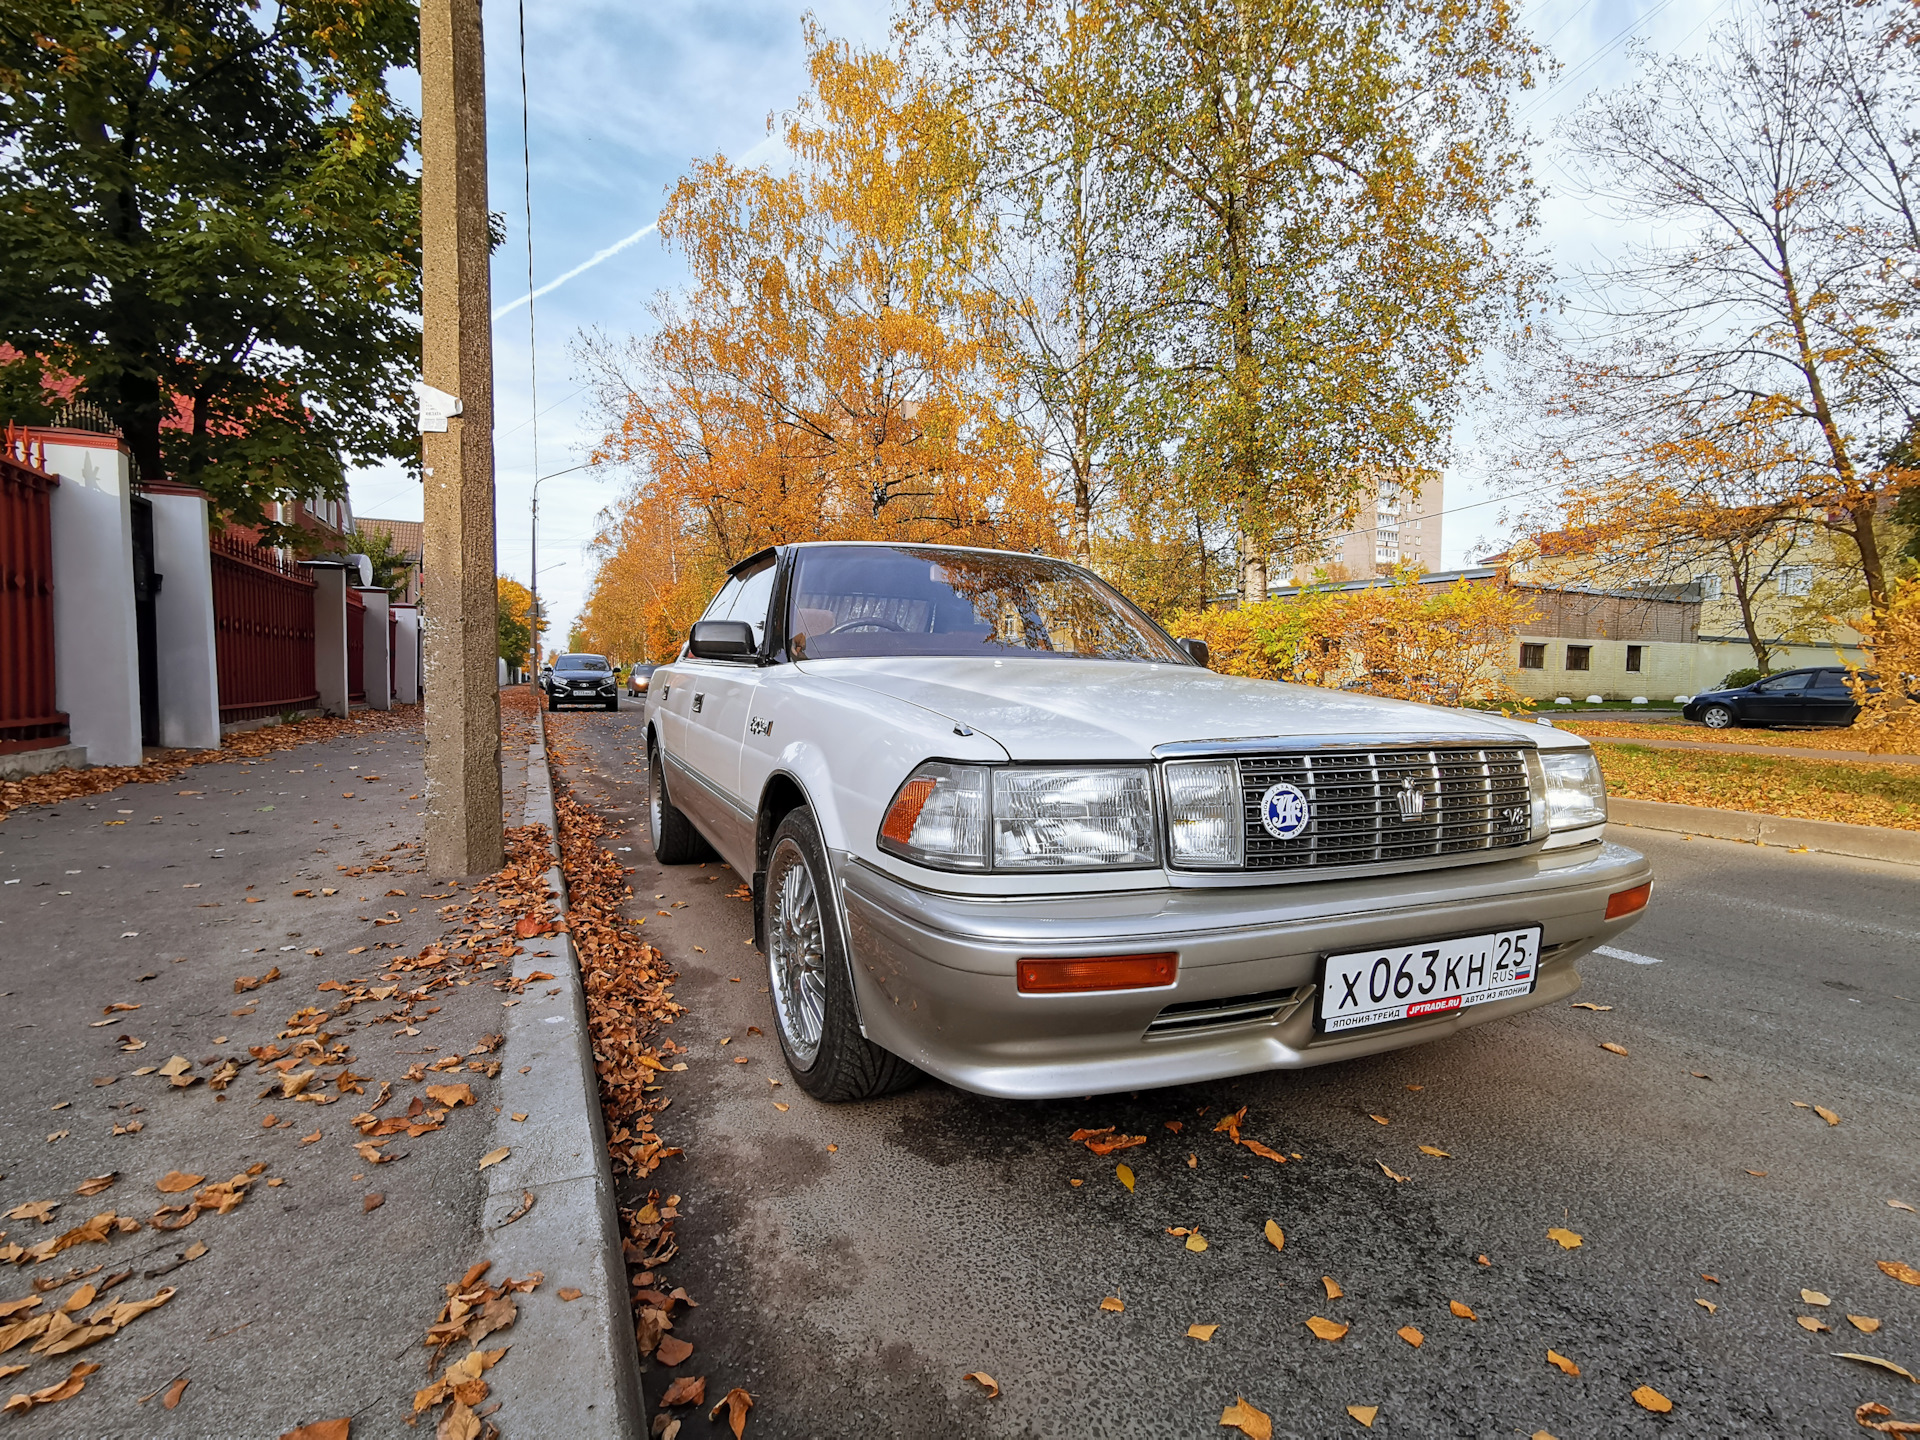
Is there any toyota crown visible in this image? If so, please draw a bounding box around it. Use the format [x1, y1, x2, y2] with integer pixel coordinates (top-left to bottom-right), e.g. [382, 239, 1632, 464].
[644, 542, 1653, 1102]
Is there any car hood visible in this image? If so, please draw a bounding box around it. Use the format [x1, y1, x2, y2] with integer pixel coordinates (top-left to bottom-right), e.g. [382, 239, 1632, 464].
[797, 657, 1558, 761]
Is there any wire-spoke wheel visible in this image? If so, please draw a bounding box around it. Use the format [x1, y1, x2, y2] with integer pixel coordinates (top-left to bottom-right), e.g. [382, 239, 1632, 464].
[762, 807, 918, 1102]
[767, 839, 827, 1066]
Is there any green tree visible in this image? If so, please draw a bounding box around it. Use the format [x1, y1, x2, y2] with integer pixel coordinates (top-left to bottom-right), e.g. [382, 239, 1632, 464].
[351, 525, 415, 601]
[0, 0, 420, 542]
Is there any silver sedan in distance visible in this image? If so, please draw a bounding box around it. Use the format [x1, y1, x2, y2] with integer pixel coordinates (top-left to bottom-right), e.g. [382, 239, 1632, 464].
[644, 542, 1652, 1102]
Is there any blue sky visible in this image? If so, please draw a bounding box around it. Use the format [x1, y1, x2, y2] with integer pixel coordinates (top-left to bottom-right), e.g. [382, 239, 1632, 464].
[346, 0, 1738, 645]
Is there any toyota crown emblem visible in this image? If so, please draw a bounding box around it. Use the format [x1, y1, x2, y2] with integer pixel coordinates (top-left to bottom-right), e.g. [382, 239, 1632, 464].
[1258, 782, 1311, 840]
[1396, 777, 1428, 822]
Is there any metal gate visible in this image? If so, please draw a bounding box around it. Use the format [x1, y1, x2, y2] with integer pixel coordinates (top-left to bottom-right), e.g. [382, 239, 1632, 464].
[0, 441, 65, 754]
[210, 531, 319, 723]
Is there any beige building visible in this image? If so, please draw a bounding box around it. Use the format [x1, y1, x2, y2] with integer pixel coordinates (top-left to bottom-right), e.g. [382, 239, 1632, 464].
[1281, 469, 1442, 585]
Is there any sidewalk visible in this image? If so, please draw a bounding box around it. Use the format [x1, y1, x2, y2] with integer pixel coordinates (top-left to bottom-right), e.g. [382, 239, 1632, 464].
[0, 697, 618, 1436]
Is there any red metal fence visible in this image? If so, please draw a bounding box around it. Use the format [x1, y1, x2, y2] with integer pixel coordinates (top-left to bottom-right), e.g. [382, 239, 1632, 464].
[0, 443, 65, 754]
[210, 531, 319, 723]
[345, 586, 366, 702]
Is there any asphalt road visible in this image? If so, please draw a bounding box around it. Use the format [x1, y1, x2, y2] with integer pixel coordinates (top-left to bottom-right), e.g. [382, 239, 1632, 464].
[563, 698, 1919, 1439]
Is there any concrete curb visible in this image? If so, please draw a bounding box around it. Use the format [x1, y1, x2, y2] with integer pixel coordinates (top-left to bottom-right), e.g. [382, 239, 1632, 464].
[480, 706, 645, 1438]
[1609, 797, 1920, 866]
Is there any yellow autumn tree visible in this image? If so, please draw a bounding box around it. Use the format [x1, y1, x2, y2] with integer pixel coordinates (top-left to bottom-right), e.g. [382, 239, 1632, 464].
[1852, 577, 1920, 753]
[576, 24, 1060, 613]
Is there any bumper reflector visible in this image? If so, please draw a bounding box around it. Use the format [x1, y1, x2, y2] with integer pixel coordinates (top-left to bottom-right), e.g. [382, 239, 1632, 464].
[1017, 952, 1178, 994]
[1605, 881, 1651, 919]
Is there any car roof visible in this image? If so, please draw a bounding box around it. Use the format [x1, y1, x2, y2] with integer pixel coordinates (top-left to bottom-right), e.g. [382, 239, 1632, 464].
[557, 653, 605, 663]
[727, 538, 1070, 576]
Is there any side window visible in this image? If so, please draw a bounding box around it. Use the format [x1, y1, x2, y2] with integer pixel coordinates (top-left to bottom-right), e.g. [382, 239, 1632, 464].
[1816, 668, 1852, 692]
[700, 576, 743, 623]
[725, 562, 778, 648]
[1757, 672, 1810, 693]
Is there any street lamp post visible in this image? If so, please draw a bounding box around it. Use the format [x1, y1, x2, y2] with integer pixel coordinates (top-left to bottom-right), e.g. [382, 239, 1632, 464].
[527, 461, 592, 666]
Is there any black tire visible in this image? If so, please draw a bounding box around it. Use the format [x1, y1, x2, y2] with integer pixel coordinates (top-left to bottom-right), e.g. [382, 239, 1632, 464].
[648, 745, 707, 864]
[762, 807, 917, 1103]
[1701, 704, 1736, 729]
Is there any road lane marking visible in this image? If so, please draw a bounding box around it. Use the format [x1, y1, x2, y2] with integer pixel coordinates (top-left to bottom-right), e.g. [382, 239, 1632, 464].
[1596, 945, 1663, 966]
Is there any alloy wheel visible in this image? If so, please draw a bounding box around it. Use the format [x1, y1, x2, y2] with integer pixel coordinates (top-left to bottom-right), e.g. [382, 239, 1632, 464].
[767, 839, 827, 1066]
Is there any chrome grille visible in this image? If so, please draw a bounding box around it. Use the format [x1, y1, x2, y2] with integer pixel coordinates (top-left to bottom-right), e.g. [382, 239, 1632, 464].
[1238, 746, 1531, 872]
[1145, 986, 1306, 1038]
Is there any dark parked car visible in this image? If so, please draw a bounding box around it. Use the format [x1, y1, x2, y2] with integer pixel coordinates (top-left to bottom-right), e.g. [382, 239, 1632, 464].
[1682, 666, 1870, 729]
[544, 654, 618, 711]
[626, 662, 658, 697]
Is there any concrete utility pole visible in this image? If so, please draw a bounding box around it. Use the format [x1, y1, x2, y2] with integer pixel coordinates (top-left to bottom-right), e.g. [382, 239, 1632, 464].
[420, 0, 504, 878]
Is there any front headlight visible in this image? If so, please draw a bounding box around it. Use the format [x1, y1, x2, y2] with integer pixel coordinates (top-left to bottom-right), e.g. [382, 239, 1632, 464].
[992, 767, 1156, 869]
[877, 763, 1156, 871]
[1539, 748, 1607, 830]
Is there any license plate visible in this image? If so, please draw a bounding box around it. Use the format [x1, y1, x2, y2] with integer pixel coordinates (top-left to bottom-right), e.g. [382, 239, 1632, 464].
[1318, 926, 1542, 1033]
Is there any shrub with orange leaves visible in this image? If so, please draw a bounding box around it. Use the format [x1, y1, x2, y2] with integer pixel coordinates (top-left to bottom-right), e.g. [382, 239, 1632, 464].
[1170, 569, 1539, 710]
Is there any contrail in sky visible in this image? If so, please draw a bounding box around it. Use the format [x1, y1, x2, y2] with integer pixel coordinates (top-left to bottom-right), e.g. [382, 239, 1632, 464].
[492, 219, 658, 320]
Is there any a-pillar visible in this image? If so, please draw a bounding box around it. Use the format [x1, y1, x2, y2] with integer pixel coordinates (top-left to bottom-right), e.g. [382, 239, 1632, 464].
[356, 588, 392, 711]
[392, 605, 421, 704]
[145, 486, 220, 749]
[43, 430, 140, 766]
[306, 563, 351, 717]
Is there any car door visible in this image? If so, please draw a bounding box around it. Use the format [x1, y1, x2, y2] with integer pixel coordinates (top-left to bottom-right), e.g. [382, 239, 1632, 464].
[1743, 670, 1811, 722]
[1803, 668, 1857, 726]
[675, 558, 778, 868]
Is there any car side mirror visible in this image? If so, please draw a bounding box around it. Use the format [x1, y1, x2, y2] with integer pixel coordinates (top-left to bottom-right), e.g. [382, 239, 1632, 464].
[688, 619, 757, 660]
[1176, 636, 1210, 668]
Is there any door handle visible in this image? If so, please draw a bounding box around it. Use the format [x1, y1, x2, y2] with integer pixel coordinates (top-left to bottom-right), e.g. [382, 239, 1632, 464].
[692, 692, 704, 714]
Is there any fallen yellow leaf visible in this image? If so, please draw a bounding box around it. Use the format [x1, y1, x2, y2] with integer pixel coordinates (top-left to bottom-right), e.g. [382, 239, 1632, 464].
[773, 1102, 789, 1112]
[1696, 1299, 1718, 1314]
[1546, 1227, 1583, 1250]
[1397, 1325, 1424, 1347]
[154, 1172, 203, 1194]
[1369, 1114, 1389, 1126]
[1322, 1276, 1343, 1299]
[1600, 1042, 1629, 1056]
[1849, 1315, 1881, 1333]
[1347, 1404, 1378, 1428]
[1220, 1396, 1272, 1440]
[1099, 1296, 1124, 1313]
[1449, 1301, 1478, 1321]
[1796, 1315, 1829, 1332]
[1836, 1353, 1917, 1383]
[1418, 1145, 1450, 1158]
[1814, 1106, 1840, 1126]
[1186, 1232, 1208, 1253]
[1377, 1162, 1410, 1183]
[1116, 1164, 1135, 1193]
[963, 1371, 999, 1398]
[1801, 1289, 1831, 1306]
[1546, 1349, 1579, 1376]
[1305, 1316, 1349, 1342]
[1264, 1219, 1284, 1252]
[1188, 1323, 1219, 1342]
[478, 1148, 509, 1171]
[1877, 1260, 1920, 1286]
[1631, 1385, 1673, 1413]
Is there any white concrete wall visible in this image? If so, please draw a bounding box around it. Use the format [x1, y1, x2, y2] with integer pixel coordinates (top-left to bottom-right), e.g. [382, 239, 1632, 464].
[1507, 635, 1869, 703]
[393, 605, 421, 704]
[147, 492, 220, 749]
[45, 435, 140, 766]
[310, 566, 350, 717]
[356, 588, 391, 711]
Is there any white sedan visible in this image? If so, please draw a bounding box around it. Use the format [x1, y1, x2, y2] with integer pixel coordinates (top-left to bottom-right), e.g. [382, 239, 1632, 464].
[645, 542, 1652, 1102]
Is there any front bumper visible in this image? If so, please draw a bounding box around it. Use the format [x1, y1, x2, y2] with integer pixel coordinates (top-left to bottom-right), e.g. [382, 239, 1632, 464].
[836, 839, 1653, 1099]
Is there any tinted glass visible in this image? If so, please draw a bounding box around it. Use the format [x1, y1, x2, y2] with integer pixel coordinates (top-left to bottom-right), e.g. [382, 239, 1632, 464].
[1813, 668, 1852, 692]
[1756, 671, 1811, 692]
[787, 546, 1190, 663]
[557, 655, 609, 672]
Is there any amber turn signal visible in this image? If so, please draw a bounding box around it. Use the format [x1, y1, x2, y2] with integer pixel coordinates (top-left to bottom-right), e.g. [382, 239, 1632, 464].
[1605, 881, 1651, 919]
[1017, 953, 1178, 994]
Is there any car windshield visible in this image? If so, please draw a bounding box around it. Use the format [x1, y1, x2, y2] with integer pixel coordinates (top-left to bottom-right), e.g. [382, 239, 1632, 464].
[787, 546, 1190, 664]
[558, 655, 609, 672]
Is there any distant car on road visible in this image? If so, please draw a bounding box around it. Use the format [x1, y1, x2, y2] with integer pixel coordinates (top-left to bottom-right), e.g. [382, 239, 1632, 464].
[544, 654, 618, 711]
[1681, 667, 1869, 729]
[626, 662, 658, 697]
[643, 540, 1652, 1103]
